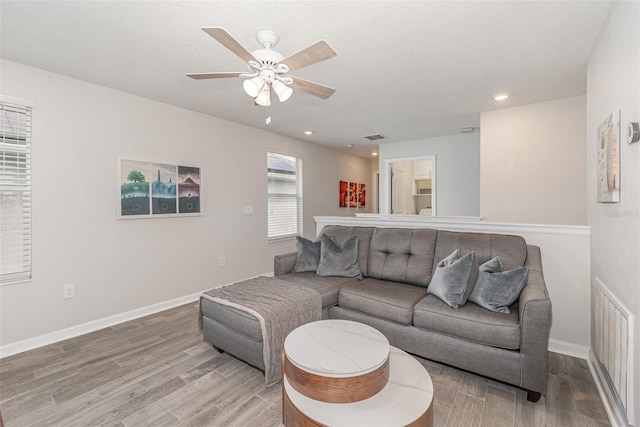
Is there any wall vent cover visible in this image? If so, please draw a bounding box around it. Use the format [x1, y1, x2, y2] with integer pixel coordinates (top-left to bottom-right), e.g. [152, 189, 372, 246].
[593, 277, 634, 424]
[363, 134, 387, 141]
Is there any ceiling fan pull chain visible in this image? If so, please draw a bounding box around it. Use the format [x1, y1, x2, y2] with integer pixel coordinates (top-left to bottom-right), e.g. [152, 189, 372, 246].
[266, 105, 272, 125]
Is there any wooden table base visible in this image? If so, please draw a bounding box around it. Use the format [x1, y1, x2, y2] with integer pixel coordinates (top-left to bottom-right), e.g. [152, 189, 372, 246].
[284, 353, 389, 403]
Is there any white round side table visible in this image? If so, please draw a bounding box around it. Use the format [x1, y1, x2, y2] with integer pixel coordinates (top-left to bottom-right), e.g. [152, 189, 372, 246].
[282, 319, 434, 427]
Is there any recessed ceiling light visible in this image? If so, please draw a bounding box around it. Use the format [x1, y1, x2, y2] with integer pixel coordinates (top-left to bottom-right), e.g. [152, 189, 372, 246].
[304, 130, 313, 135]
[346, 144, 354, 148]
[493, 93, 509, 101]
[372, 152, 378, 156]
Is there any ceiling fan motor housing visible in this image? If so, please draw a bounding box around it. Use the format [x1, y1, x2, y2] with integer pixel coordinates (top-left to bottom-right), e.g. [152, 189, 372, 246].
[251, 49, 284, 67]
[248, 46, 288, 84]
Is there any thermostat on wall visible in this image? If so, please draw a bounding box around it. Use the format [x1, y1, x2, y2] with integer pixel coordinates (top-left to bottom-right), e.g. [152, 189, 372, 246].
[628, 122, 640, 144]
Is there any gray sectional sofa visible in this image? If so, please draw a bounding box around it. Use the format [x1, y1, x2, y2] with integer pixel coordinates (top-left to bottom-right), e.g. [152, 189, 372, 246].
[273, 225, 552, 402]
[200, 225, 552, 402]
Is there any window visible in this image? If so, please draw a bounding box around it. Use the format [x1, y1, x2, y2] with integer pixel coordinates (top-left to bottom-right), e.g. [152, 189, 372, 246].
[0, 97, 32, 284]
[267, 152, 303, 240]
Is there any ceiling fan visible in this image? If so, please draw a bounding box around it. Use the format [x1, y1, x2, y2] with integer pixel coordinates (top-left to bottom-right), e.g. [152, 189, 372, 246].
[188, 28, 337, 109]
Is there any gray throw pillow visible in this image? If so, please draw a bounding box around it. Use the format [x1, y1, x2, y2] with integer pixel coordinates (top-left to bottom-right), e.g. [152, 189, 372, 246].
[427, 249, 479, 308]
[316, 234, 363, 279]
[469, 256, 529, 314]
[293, 236, 321, 272]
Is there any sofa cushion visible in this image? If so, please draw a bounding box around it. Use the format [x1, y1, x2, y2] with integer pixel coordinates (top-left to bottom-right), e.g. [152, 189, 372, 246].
[277, 272, 360, 309]
[433, 231, 527, 272]
[469, 257, 529, 314]
[427, 249, 479, 308]
[413, 294, 521, 350]
[320, 226, 375, 276]
[338, 278, 429, 325]
[317, 235, 363, 279]
[293, 236, 321, 272]
[367, 228, 438, 287]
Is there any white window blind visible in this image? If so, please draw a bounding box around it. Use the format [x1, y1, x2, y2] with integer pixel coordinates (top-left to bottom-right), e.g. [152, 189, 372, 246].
[267, 152, 302, 240]
[0, 98, 32, 284]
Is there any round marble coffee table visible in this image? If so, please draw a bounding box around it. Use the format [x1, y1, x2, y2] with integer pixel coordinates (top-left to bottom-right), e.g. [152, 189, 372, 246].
[282, 319, 434, 426]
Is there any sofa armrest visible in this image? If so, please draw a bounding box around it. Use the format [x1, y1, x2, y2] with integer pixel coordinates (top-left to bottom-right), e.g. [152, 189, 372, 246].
[274, 252, 297, 276]
[519, 245, 552, 394]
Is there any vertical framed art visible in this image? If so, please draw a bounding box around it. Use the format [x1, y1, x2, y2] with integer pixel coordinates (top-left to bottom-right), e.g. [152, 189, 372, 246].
[339, 180, 349, 207]
[597, 111, 620, 203]
[357, 183, 366, 207]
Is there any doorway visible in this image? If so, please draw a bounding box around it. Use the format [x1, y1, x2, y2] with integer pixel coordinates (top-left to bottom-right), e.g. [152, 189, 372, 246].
[386, 156, 436, 216]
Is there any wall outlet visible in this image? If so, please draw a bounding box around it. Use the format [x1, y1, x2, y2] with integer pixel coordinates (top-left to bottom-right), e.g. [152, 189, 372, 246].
[64, 284, 75, 299]
[243, 206, 254, 215]
[219, 256, 226, 267]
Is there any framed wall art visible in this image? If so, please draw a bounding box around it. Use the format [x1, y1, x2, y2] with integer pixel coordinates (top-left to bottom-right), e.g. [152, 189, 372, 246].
[117, 158, 202, 218]
[597, 111, 620, 203]
[339, 180, 366, 208]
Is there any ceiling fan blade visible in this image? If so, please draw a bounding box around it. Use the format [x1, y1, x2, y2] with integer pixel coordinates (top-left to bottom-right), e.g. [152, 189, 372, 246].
[289, 76, 336, 100]
[202, 27, 258, 64]
[187, 72, 244, 80]
[280, 40, 337, 72]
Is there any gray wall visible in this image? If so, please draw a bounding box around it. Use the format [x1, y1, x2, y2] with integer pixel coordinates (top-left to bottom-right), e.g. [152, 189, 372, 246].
[378, 132, 480, 217]
[481, 96, 587, 225]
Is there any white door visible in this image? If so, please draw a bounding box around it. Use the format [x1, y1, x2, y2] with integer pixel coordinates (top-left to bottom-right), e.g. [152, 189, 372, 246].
[391, 165, 409, 214]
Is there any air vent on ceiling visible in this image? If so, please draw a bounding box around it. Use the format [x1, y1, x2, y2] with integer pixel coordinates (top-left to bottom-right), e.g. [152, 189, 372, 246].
[363, 134, 387, 141]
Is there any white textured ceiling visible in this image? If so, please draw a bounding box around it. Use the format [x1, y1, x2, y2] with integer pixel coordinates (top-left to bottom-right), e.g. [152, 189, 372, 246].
[0, 1, 610, 158]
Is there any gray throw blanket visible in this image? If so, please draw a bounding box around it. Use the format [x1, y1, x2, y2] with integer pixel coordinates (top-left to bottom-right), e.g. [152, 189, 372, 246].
[199, 276, 321, 387]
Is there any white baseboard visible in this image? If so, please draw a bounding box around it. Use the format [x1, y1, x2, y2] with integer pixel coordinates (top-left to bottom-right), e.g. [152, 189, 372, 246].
[0, 272, 273, 359]
[548, 338, 590, 359]
[0, 291, 202, 358]
[588, 350, 631, 427]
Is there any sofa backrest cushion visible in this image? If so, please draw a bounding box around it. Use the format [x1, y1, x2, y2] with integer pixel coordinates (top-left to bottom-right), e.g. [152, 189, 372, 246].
[433, 231, 527, 272]
[319, 226, 375, 277]
[368, 228, 438, 287]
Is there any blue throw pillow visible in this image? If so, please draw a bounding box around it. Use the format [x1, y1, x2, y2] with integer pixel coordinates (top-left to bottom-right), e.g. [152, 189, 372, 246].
[293, 236, 322, 272]
[427, 249, 479, 309]
[316, 234, 363, 279]
[469, 256, 529, 314]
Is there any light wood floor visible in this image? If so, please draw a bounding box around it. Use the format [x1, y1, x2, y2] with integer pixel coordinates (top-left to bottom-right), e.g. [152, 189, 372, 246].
[0, 302, 610, 427]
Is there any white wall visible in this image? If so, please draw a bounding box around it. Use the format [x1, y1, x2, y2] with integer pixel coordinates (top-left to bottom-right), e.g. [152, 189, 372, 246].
[0, 60, 371, 349]
[481, 96, 588, 226]
[587, 2, 640, 424]
[378, 132, 480, 217]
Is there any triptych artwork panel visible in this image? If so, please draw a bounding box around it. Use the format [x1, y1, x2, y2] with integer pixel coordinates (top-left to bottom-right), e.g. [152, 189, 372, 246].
[118, 159, 201, 218]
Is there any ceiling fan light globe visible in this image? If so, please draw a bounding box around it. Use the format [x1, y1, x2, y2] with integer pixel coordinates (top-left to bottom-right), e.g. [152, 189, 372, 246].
[272, 80, 293, 102]
[255, 85, 271, 107]
[243, 76, 264, 97]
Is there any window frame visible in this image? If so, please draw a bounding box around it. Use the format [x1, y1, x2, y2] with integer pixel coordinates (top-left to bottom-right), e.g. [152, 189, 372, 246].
[0, 95, 33, 285]
[267, 151, 303, 241]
